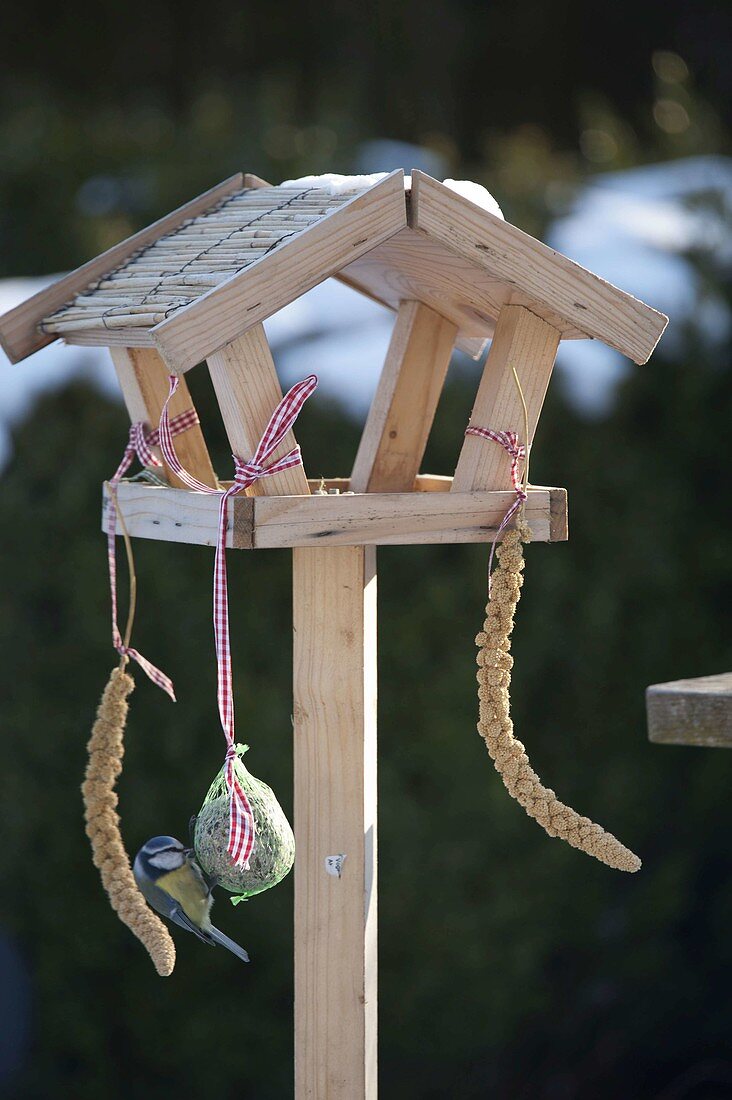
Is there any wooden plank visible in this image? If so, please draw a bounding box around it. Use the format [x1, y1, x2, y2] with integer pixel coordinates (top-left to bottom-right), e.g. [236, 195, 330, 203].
[254, 487, 561, 547]
[452, 305, 560, 492]
[0, 174, 244, 364]
[63, 328, 157, 349]
[413, 474, 452, 492]
[647, 673, 732, 747]
[151, 171, 408, 373]
[110, 347, 217, 489]
[105, 482, 567, 548]
[207, 326, 311, 497]
[350, 301, 456, 493]
[550, 486, 569, 541]
[293, 545, 377, 1099]
[411, 171, 668, 365]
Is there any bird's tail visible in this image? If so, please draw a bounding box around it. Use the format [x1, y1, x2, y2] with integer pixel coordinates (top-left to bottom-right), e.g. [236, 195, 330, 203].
[209, 925, 250, 963]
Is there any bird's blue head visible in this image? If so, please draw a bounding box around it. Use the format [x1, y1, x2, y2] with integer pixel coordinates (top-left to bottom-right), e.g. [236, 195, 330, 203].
[134, 835, 188, 882]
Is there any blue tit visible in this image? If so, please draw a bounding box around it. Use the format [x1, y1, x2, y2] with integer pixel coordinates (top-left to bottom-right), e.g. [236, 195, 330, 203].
[133, 835, 249, 963]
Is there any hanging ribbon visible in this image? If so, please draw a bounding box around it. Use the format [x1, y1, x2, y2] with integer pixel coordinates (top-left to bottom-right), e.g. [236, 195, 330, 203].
[158, 372, 317, 868]
[107, 409, 198, 700]
[464, 425, 528, 581]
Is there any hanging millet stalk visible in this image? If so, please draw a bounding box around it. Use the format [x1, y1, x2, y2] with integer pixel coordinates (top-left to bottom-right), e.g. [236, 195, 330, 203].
[81, 470, 179, 976]
[83, 664, 176, 975]
[471, 367, 640, 873]
[475, 522, 641, 873]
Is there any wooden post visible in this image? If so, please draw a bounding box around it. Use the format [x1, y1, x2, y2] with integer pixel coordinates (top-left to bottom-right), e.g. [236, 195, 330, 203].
[293, 545, 378, 1099]
[452, 304, 560, 492]
[351, 300, 456, 493]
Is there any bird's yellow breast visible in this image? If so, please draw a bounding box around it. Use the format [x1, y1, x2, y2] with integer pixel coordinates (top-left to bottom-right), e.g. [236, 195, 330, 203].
[157, 865, 210, 927]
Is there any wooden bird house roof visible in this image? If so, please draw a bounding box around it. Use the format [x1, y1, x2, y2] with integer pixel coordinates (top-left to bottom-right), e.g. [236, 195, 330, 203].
[0, 169, 667, 373]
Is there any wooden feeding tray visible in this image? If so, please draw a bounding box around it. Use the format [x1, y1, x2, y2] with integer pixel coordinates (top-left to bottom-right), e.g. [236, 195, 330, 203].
[104, 477, 568, 550]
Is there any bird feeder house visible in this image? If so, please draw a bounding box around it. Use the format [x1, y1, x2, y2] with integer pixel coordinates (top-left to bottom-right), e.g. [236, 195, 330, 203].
[0, 169, 668, 1099]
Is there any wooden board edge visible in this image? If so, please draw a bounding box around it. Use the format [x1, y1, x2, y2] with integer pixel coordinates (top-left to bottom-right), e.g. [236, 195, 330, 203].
[233, 496, 256, 548]
[104, 481, 569, 548]
[251, 487, 561, 544]
[548, 487, 568, 541]
[243, 173, 272, 189]
[0, 313, 54, 363]
[0, 174, 244, 364]
[61, 328, 156, 348]
[151, 170, 409, 373]
[410, 170, 669, 365]
[647, 674, 732, 747]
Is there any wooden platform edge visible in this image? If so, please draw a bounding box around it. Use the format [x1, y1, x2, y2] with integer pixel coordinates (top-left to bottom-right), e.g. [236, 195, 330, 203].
[102, 482, 568, 550]
[647, 672, 732, 748]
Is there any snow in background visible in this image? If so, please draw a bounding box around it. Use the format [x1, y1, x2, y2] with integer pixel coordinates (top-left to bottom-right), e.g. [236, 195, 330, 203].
[551, 155, 732, 412]
[1, 155, 730, 467]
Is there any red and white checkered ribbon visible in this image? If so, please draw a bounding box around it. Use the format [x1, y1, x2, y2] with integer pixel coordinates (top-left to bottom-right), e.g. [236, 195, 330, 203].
[158, 372, 318, 867]
[465, 425, 528, 580]
[107, 409, 199, 700]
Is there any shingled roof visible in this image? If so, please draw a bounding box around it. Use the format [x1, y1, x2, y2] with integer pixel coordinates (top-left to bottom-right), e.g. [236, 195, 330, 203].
[0, 169, 668, 374]
[41, 183, 366, 337]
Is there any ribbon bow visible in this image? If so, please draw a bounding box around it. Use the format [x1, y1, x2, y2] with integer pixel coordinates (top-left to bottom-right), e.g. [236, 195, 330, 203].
[465, 425, 528, 581]
[128, 408, 199, 471]
[106, 409, 199, 700]
[158, 372, 317, 867]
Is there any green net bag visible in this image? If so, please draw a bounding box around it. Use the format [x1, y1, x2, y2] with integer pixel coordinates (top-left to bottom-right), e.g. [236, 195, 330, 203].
[193, 745, 295, 904]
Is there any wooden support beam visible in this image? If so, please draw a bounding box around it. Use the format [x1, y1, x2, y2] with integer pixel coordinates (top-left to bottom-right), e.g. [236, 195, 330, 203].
[452, 305, 560, 492]
[104, 482, 568, 549]
[293, 545, 377, 1099]
[207, 326, 311, 497]
[351, 301, 456, 493]
[110, 347, 217, 489]
[647, 672, 732, 747]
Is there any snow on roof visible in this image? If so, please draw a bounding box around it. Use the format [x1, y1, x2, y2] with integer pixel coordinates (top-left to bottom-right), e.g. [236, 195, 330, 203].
[280, 172, 505, 218]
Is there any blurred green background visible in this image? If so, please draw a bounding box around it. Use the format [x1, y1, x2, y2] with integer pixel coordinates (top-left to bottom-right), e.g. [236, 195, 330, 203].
[0, 2, 731, 1097]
